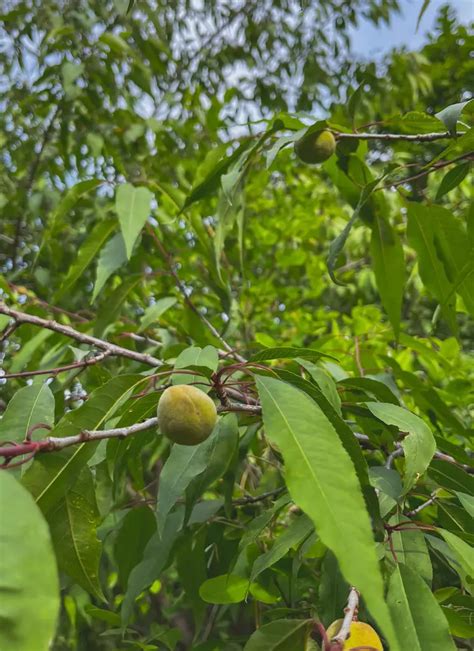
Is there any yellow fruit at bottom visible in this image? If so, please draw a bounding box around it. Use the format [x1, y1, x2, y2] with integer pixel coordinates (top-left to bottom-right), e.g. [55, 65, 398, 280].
[326, 619, 383, 650]
[157, 384, 217, 446]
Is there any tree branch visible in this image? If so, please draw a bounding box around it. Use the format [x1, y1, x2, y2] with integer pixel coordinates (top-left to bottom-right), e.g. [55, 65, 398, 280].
[331, 587, 359, 645]
[0, 402, 261, 465]
[0, 303, 163, 368]
[0, 350, 111, 379]
[334, 130, 466, 142]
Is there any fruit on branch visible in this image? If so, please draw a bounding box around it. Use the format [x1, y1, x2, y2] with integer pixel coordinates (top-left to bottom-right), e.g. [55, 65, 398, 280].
[325, 619, 383, 650]
[294, 129, 336, 164]
[157, 384, 217, 446]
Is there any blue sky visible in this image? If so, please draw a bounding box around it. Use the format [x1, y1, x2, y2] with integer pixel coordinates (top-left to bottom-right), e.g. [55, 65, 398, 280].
[350, 0, 473, 56]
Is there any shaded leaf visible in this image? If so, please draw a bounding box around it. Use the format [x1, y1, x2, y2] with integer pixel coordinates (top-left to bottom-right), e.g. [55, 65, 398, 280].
[387, 563, 456, 650]
[92, 232, 128, 302]
[244, 619, 313, 651]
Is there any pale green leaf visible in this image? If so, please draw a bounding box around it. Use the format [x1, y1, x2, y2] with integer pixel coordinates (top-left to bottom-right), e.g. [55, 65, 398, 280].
[256, 376, 398, 649]
[139, 296, 177, 332]
[56, 218, 116, 298]
[0, 381, 54, 443]
[116, 184, 153, 259]
[435, 100, 474, 135]
[0, 472, 59, 651]
[199, 574, 248, 604]
[92, 232, 127, 302]
[455, 491, 474, 518]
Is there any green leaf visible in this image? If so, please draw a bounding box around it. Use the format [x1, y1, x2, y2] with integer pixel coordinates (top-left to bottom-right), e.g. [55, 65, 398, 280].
[8, 329, 53, 372]
[250, 514, 313, 583]
[416, 0, 431, 31]
[116, 184, 153, 259]
[0, 381, 54, 443]
[56, 218, 116, 298]
[338, 377, 399, 405]
[370, 214, 405, 337]
[298, 359, 341, 415]
[388, 515, 432, 584]
[243, 619, 313, 651]
[366, 402, 436, 493]
[185, 413, 239, 518]
[318, 551, 350, 626]
[156, 438, 213, 534]
[92, 232, 128, 302]
[435, 100, 473, 135]
[0, 472, 59, 651]
[139, 296, 177, 331]
[256, 376, 398, 649]
[199, 574, 248, 604]
[436, 162, 470, 200]
[429, 459, 474, 494]
[122, 509, 184, 624]
[48, 179, 103, 238]
[387, 563, 456, 650]
[173, 345, 219, 384]
[439, 530, 474, 592]
[250, 346, 336, 363]
[22, 375, 147, 514]
[48, 466, 104, 601]
[455, 491, 474, 518]
[327, 177, 381, 284]
[114, 505, 157, 587]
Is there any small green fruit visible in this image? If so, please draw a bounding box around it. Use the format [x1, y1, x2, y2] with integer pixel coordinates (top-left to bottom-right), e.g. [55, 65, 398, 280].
[294, 129, 336, 165]
[157, 384, 217, 446]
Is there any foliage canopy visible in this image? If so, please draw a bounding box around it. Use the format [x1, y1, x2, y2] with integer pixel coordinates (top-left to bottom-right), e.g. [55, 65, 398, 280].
[0, 1, 473, 650]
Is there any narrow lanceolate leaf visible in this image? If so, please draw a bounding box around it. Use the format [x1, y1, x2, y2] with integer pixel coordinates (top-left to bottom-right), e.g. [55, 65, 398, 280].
[48, 466, 104, 601]
[116, 183, 153, 259]
[250, 346, 336, 363]
[48, 179, 104, 238]
[327, 177, 381, 284]
[388, 514, 432, 584]
[439, 530, 474, 593]
[436, 162, 470, 200]
[0, 472, 59, 651]
[139, 296, 177, 332]
[56, 218, 116, 298]
[387, 564, 456, 650]
[256, 376, 399, 650]
[92, 232, 128, 301]
[366, 402, 436, 493]
[122, 509, 184, 624]
[244, 619, 313, 651]
[0, 381, 54, 443]
[114, 505, 157, 587]
[156, 436, 212, 534]
[22, 375, 147, 514]
[407, 203, 474, 328]
[250, 514, 314, 583]
[370, 214, 405, 338]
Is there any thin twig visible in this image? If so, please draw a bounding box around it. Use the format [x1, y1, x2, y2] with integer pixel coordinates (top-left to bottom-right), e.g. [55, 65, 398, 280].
[232, 486, 286, 505]
[383, 152, 473, 190]
[0, 303, 163, 368]
[0, 351, 111, 379]
[331, 587, 359, 645]
[405, 491, 439, 517]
